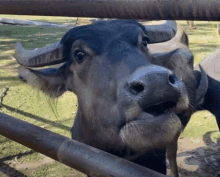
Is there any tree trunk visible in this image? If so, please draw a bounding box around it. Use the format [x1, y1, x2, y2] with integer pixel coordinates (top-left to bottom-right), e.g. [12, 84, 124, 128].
[217, 23, 220, 35]
[187, 21, 194, 29]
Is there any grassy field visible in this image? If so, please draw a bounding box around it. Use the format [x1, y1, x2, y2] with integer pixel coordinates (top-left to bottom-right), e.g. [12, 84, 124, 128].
[0, 15, 220, 176]
[178, 21, 220, 141]
[0, 15, 86, 177]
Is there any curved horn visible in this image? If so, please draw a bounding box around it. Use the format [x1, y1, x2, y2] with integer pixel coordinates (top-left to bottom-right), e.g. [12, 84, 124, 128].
[16, 41, 65, 67]
[144, 20, 177, 44]
[195, 65, 208, 106]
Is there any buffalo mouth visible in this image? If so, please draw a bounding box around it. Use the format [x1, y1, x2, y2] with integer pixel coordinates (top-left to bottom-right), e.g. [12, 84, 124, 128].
[119, 100, 178, 128]
[119, 100, 182, 152]
[143, 101, 177, 117]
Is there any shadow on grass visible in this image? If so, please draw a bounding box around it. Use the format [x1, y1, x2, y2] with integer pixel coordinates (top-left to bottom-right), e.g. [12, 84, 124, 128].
[191, 47, 219, 54]
[0, 161, 27, 177]
[1, 61, 18, 67]
[0, 77, 19, 81]
[193, 23, 217, 28]
[0, 82, 22, 89]
[0, 138, 12, 144]
[1, 150, 35, 162]
[0, 30, 18, 36]
[203, 131, 220, 146]
[2, 104, 71, 131]
[0, 56, 13, 61]
[187, 31, 216, 36]
[197, 43, 220, 47]
[0, 39, 17, 44]
[190, 43, 219, 53]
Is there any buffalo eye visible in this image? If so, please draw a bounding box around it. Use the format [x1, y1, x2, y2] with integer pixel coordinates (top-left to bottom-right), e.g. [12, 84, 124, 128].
[74, 50, 86, 63]
[142, 36, 149, 47]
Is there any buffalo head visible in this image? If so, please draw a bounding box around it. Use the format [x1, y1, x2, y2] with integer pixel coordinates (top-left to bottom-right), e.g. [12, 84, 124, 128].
[16, 20, 208, 174]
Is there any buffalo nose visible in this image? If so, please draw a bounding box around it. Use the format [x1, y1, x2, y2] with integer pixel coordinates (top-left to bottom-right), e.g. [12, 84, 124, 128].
[128, 65, 180, 95]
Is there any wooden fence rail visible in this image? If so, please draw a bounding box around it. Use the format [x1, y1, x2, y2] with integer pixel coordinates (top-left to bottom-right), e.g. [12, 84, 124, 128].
[0, 112, 166, 177]
[0, 0, 220, 21]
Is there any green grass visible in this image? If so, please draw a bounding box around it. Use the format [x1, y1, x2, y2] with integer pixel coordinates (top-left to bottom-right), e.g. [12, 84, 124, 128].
[176, 21, 220, 139]
[0, 15, 84, 177]
[178, 21, 220, 65]
[0, 16, 220, 176]
[0, 14, 77, 25]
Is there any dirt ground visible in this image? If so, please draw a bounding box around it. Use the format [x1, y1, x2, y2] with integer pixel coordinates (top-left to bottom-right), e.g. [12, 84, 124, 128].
[0, 137, 219, 177]
[167, 137, 220, 177]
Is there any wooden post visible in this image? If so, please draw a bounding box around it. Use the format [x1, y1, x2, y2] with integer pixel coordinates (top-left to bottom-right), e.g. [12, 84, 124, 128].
[217, 23, 220, 35]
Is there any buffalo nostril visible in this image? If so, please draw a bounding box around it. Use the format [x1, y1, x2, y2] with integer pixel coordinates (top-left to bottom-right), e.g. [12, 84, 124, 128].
[130, 82, 145, 94]
[168, 74, 178, 85]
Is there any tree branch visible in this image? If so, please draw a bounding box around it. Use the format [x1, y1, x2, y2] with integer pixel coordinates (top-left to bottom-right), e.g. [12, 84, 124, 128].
[0, 87, 9, 107]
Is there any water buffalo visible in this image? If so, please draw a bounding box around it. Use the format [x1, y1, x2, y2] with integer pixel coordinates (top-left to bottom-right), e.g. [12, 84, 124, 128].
[149, 22, 220, 176]
[194, 49, 220, 130]
[147, 23, 207, 177]
[15, 20, 208, 176]
[149, 22, 208, 125]
[151, 22, 220, 130]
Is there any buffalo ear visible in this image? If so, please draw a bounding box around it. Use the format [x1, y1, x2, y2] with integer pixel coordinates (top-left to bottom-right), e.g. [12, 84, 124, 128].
[194, 70, 220, 130]
[18, 62, 70, 97]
